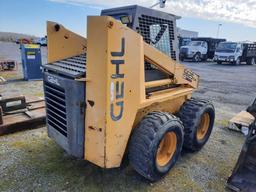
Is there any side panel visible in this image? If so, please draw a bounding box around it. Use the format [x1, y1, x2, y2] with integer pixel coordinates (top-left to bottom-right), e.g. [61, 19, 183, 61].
[44, 72, 85, 158]
[47, 21, 87, 63]
[105, 17, 145, 168]
[84, 17, 108, 167]
[85, 16, 145, 168]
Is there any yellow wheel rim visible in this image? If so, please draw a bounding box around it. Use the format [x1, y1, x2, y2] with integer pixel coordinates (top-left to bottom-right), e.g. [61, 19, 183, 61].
[156, 132, 177, 167]
[197, 113, 210, 140]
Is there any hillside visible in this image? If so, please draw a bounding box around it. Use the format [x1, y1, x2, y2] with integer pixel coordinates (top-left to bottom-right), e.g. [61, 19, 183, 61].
[0, 32, 39, 42]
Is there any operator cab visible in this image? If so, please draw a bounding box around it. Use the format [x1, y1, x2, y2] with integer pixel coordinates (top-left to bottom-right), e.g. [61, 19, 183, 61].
[189, 41, 204, 47]
[101, 5, 180, 81]
[214, 42, 244, 64]
[215, 42, 241, 53]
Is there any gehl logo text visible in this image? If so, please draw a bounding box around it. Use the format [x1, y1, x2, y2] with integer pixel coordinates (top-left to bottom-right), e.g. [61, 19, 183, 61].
[110, 38, 125, 121]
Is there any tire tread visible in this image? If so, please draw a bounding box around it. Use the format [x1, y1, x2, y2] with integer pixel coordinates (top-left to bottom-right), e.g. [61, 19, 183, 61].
[177, 98, 214, 151]
[129, 112, 183, 181]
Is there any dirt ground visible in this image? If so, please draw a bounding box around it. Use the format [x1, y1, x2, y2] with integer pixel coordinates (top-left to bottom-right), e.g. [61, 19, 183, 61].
[0, 41, 256, 192]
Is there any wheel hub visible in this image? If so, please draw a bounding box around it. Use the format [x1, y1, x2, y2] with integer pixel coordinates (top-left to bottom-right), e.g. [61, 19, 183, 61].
[197, 113, 210, 140]
[252, 58, 255, 65]
[156, 132, 177, 167]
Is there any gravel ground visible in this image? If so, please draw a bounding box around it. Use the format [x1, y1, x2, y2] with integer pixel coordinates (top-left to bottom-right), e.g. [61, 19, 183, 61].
[0, 41, 256, 192]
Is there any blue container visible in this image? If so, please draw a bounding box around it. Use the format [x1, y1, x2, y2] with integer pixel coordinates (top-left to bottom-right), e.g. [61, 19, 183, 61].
[21, 44, 43, 80]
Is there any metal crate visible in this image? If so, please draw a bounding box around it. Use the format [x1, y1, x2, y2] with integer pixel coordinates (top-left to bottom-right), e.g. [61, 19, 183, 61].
[245, 43, 256, 58]
[43, 54, 86, 158]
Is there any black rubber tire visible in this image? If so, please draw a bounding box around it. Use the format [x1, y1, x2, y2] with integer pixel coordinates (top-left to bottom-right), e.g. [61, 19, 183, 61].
[247, 99, 256, 117]
[233, 57, 241, 65]
[247, 105, 256, 114]
[177, 98, 215, 152]
[217, 60, 222, 64]
[246, 57, 255, 65]
[193, 53, 201, 62]
[129, 112, 184, 181]
[201, 58, 207, 62]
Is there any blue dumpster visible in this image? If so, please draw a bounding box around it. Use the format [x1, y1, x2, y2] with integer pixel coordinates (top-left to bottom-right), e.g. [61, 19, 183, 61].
[21, 44, 43, 80]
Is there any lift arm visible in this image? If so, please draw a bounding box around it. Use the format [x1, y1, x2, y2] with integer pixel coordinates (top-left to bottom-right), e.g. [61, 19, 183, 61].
[144, 43, 199, 89]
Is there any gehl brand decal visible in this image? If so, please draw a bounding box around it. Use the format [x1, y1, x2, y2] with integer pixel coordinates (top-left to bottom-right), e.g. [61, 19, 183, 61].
[47, 75, 60, 86]
[110, 38, 125, 121]
[183, 69, 197, 83]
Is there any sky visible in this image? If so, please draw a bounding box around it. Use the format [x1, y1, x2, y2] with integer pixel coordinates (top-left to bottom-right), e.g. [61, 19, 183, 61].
[0, 0, 256, 41]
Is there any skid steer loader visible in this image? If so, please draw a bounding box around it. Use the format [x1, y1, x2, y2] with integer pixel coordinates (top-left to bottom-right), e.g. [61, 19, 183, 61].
[42, 5, 215, 181]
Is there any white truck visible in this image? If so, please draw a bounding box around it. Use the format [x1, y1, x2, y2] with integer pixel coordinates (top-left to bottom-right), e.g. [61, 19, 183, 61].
[35, 36, 47, 46]
[179, 37, 225, 62]
[214, 42, 256, 65]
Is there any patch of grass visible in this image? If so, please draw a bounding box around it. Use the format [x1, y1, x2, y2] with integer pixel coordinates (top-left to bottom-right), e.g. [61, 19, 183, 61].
[1, 72, 20, 79]
[215, 119, 229, 127]
[2, 133, 140, 191]
[33, 91, 44, 97]
[151, 165, 205, 192]
[206, 162, 233, 192]
[0, 124, 243, 192]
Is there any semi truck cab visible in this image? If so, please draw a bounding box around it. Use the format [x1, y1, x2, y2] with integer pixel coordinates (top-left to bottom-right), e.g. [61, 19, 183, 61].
[179, 40, 208, 62]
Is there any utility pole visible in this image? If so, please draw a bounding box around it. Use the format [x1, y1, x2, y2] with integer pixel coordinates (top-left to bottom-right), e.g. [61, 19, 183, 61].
[216, 24, 222, 38]
[150, 0, 166, 8]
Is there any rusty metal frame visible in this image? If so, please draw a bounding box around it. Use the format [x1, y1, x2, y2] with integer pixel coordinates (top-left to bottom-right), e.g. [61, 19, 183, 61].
[0, 96, 46, 136]
[0, 96, 27, 113]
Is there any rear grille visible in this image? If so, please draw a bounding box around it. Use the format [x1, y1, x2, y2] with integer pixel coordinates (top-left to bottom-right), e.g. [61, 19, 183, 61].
[45, 82, 67, 137]
[180, 47, 188, 54]
[43, 54, 86, 78]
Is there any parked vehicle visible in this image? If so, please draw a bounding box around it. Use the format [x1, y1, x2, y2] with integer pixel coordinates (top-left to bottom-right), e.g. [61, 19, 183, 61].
[178, 36, 191, 48]
[35, 36, 47, 46]
[214, 42, 256, 65]
[15, 38, 32, 44]
[179, 37, 226, 62]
